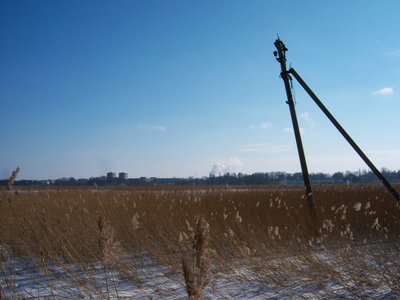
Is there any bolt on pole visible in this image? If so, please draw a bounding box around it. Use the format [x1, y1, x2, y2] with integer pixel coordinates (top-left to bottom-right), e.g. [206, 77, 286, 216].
[274, 39, 318, 225]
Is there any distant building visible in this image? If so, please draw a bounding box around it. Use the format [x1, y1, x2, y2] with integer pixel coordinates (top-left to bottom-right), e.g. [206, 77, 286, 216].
[139, 177, 152, 183]
[106, 172, 116, 182]
[119, 172, 128, 180]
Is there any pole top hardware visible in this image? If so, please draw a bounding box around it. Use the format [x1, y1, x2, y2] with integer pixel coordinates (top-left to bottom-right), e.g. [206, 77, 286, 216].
[274, 38, 288, 51]
[274, 39, 288, 63]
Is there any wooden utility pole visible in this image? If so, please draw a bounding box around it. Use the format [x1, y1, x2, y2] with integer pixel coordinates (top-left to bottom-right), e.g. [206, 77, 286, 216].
[274, 38, 400, 204]
[274, 39, 318, 224]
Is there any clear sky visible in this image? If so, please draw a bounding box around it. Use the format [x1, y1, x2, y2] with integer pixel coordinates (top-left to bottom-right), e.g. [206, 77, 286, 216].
[1, 0, 400, 180]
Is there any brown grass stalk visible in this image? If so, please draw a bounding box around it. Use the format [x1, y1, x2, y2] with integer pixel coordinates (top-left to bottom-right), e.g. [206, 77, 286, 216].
[7, 167, 19, 191]
[181, 217, 211, 300]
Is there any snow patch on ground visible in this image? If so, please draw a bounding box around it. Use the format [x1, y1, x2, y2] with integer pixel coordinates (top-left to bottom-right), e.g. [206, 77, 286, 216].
[1, 244, 399, 299]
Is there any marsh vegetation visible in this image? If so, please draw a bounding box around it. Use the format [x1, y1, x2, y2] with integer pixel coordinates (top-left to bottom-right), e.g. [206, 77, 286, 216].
[1, 185, 399, 298]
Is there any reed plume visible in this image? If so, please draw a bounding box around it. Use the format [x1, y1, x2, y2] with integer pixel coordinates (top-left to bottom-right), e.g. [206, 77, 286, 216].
[7, 167, 20, 191]
[97, 216, 123, 269]
[181, 217, 211, 300]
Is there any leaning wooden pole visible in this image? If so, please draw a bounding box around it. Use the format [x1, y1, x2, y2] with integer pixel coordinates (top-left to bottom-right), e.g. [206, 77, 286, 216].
[274, 39, 318, 225]
[289, 67, 400, 202]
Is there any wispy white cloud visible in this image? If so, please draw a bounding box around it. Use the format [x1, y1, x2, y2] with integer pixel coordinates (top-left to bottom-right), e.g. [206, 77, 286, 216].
[300, 112, 316, 128]
[261, 122, 272, 129]
[138, 124, 166, 132]
[371, 87, 394, 96]
[283, 127, 305, 134]
[366, 149, 400, 156]
[249, 122, 273, 129]
[239, 143, 291, 153]
[385, 49, 400, 57]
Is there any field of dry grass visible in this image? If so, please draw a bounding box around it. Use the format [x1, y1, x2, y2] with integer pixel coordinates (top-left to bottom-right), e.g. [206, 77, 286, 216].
[1, 184, 399, 298]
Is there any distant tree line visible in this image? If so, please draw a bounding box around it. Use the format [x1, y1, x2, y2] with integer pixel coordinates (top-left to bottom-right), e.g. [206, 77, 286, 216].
[1, 169, 400, 187]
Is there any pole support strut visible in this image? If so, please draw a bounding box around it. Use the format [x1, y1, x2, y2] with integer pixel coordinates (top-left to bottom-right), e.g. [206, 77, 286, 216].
[289, 67, 400, 202]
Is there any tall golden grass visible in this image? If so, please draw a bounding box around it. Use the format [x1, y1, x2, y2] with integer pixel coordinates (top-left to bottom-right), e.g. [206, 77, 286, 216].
[0, 184, 399, 298]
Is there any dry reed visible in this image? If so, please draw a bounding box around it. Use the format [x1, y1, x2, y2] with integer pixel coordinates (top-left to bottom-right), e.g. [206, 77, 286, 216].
[7, 167, 19, 191]
[0, 184, 399, 298]
[181, 216, 211, 299]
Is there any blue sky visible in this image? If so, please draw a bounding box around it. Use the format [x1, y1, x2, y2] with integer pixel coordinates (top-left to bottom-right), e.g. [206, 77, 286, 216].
[1, 0, 400, 179]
